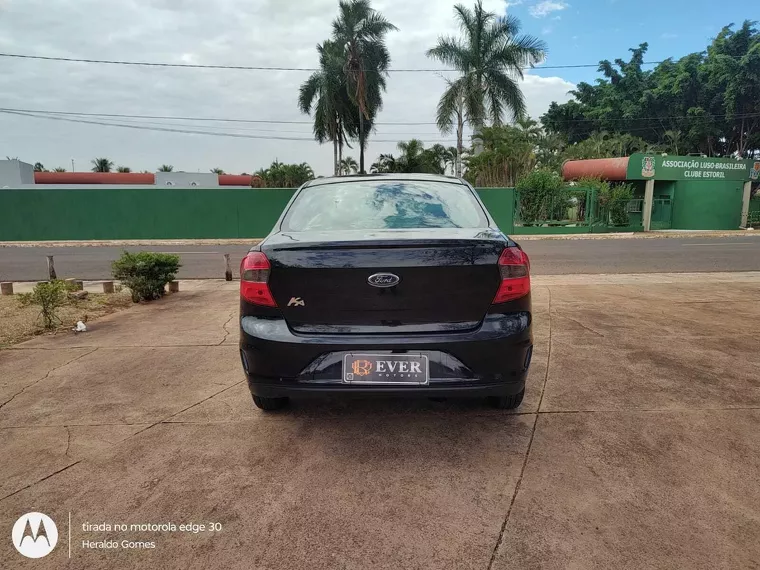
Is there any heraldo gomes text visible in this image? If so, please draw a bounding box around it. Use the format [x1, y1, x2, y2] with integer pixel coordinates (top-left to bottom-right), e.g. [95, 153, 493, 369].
[82, 540, 156, 550]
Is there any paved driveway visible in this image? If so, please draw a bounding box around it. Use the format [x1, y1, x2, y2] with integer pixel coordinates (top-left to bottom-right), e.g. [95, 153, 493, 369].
[1, 275, 759, 569]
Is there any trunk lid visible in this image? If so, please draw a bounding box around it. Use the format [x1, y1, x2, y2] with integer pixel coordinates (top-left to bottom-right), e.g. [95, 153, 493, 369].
[261, 228, 506, 333]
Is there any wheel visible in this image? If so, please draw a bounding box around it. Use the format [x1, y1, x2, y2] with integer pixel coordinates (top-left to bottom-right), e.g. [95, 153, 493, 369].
[488, 389, 525, 410]
[252, 395, 289, 411]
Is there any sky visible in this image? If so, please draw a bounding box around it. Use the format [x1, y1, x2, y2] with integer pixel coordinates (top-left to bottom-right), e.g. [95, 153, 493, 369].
[0, 0, 755, 176]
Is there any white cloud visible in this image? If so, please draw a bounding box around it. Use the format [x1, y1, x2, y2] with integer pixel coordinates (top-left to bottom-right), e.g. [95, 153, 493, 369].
[661, 32, 679, 40]
[529, 1, 568, 18]
[0, 0, 574, 176]
[521, 74, 575, 119]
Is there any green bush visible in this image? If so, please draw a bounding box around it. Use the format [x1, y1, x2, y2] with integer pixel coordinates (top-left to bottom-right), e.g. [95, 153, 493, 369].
[17, 280, 75, 329]
[577, 177, 635, 226]
[515, 169, 569, 223]
[111, 251, 181, 302]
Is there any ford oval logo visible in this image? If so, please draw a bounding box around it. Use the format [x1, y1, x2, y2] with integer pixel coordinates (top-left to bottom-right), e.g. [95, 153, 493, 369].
[368, 272, 400, 288]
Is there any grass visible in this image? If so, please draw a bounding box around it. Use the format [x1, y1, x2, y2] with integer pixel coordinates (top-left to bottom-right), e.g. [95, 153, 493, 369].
[0, 291, 134, 348]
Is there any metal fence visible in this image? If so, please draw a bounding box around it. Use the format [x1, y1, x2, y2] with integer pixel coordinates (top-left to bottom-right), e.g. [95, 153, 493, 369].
[515, 188, 647, 230]
[596, 198, 643, 228]
[749, 199, 760, 228]
[514, 188, 592, 227]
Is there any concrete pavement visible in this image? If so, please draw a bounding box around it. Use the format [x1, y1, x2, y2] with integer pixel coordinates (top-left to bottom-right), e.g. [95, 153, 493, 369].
[1, 275, 759, 569]
[1, 234, 760, 280]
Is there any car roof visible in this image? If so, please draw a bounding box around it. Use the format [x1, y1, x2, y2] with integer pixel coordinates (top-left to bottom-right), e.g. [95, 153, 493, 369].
[303, 173, 465, 188]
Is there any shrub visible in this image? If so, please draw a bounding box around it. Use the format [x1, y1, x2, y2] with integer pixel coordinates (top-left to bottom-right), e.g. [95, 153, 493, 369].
[577, 177, 635, 226]
[111, 252, 181, 302]
[464, 126, 537, 187]
[17, 280, 75, 329]
[515, 169, 569, 223]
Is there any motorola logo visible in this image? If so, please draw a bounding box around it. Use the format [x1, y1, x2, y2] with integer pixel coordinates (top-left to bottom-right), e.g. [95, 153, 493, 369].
[12, 512, 58, 558]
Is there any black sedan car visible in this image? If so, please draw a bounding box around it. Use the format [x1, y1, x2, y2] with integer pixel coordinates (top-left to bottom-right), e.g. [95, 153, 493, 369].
[239, 174, 532, 411]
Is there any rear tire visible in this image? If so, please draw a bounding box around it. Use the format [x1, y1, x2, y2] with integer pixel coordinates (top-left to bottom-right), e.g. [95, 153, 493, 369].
[252, 395, 289, 411]
[489, 389, 524, 410]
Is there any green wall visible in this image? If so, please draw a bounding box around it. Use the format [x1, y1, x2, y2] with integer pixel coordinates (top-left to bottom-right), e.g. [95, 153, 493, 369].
[476, 188, 514, 234]
[0, 187, 516, 241]
[0, 182, 746, 240]
[671, 180, 744, 230]
[0, 188, 295, 241]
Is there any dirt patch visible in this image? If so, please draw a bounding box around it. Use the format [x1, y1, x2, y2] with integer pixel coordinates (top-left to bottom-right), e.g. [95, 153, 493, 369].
[0, 291, 133, 347]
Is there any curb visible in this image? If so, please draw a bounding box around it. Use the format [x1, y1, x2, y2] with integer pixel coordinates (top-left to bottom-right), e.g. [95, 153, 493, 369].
[514, 230, 759, 241]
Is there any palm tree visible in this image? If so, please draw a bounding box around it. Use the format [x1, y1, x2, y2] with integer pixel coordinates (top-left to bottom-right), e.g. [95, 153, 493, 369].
[331, 0, 397, 174]
[427, 1, 546, 155]
[299, 40, 359, 176]
[516, 116, 542, 140]
[33, 162, 46, 172]
[371, 153, 397, 173]
[254, 161, 315, 188]
[586, 131, 611, 156]
[210, 168, 225, 174]
[663, 130, 684, 155]
[116, 166, 132, 173]
[53, 167, 67, 172]
[157, 164, 174, 172]
[426, 144, 451, 174]
[393, 139, 447, 174]
[446, 146, 460, 175]
[338, 156, 359, 175]
[91, 158, 114, 172]
[433, 78, 468, 176]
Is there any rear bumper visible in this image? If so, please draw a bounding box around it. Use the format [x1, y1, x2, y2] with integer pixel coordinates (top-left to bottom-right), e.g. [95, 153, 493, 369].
[239, 312, 532, 399]
[247, 378, 526, 399]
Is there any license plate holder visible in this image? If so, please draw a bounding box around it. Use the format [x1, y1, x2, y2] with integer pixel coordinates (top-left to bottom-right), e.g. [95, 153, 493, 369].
[343, 353, 429, 385]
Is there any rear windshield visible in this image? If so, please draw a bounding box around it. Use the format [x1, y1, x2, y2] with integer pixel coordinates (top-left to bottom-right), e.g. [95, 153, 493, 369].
[281, 180, 487, 231]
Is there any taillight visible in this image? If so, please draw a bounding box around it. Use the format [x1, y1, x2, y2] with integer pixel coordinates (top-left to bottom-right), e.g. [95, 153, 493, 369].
[240, 252, 277, 307]
[492, 246, 530, 304]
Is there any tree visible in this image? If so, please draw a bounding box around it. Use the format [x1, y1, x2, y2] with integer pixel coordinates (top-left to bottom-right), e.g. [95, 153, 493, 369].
[210, 168, 225, 174]
[33, 162, 46, 172]
[533, 129, 655, 169]
[299, 39, 359, 176]
[445, 146, 460, 175]
[253, 160, 315, 188]
[91, 158, 114, 172]
[662, 130, 684, 155]
[53, 167, 67, 172]
[338, 157, 359, 175]
[396, 140, 446, 174]
[432, 79, 467, 176]
[331, 0, 397, 174]
[157, 164, 174, 172]
[464, 125, 536, 186]
[541, 22, 760, 158]
[116, 166, 132, 173]
[370, 153, 396, 173]
[369, 140, 447, 174]
[427, 0, 546, 144]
